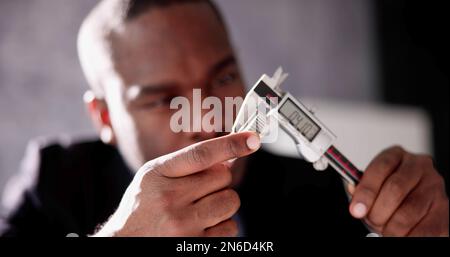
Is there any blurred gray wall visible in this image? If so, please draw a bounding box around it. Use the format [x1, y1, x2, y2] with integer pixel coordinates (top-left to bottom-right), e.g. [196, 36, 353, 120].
[0, 0, 378, 210]
[0, 0, 98, 210]
[216, 0, 378, 100]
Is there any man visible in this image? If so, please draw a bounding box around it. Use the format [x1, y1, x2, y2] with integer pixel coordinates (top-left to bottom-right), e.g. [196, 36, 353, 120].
[1, 0, 448, 237]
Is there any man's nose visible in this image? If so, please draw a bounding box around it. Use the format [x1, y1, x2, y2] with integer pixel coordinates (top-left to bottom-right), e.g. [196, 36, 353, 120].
[189, 99, 221, 143]
[187, 88, 224, 143]
[189, 130, 220, 143]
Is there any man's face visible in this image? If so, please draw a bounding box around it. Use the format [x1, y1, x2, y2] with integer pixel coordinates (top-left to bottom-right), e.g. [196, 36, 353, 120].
[101, 3, 245, 170]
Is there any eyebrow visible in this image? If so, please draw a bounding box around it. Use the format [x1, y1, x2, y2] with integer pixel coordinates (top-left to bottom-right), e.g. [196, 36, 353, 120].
[125, 83, 176, 102]
[208, 54, 236, 79]
[125, 54, 237, 101]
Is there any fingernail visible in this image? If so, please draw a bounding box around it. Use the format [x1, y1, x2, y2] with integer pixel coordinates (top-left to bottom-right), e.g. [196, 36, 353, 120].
[246, 134, 261, 150]
[352, 202, 367, 218]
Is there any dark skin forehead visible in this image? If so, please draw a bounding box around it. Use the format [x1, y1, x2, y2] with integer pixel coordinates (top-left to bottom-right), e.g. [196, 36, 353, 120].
[106, 2, 234, 98]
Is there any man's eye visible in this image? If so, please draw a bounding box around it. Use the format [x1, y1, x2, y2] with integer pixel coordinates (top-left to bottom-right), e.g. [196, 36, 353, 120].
[140, 96, 174, 109]
[212, 72, 238, 88]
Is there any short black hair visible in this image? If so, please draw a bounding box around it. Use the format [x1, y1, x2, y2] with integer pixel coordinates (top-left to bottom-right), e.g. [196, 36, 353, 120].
[78, 0, 227, 98]
[120, 0, 224, 23]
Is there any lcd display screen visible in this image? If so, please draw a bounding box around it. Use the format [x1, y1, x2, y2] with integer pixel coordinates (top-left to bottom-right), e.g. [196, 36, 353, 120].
[278, 99, 321, 141]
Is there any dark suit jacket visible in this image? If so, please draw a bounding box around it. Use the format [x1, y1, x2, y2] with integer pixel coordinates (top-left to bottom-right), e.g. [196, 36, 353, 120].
[0, 139, 368, 237]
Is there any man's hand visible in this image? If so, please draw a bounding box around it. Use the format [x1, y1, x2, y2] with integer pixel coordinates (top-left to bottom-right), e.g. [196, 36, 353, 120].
[348, 146, 449, 236]
[94, 132, 261, 236]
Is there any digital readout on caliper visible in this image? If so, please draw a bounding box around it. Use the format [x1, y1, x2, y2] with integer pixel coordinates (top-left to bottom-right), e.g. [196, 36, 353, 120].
[278, 99, 321, 142]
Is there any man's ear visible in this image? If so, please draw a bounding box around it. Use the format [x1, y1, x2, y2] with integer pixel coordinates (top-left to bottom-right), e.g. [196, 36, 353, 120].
[83, 90, 116, 145]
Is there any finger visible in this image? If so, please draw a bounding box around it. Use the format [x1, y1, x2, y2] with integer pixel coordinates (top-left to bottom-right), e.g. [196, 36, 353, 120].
[363, 218, 384, 234]
[407, 177, 449, 237]
[204, 219, 238, 237]
[382, 179, 433, 236]
[407, 199, 449, 237]
[194, 188, 240, 229]
[174, 163, 232, 203]
[350, 146, 405, 219]
[366, 154, 426, 228]
[150, 131, 260, 177]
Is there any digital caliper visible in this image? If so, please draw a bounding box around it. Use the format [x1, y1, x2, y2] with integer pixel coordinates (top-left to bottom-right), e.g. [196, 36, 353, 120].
[232, 67, 364, 185]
